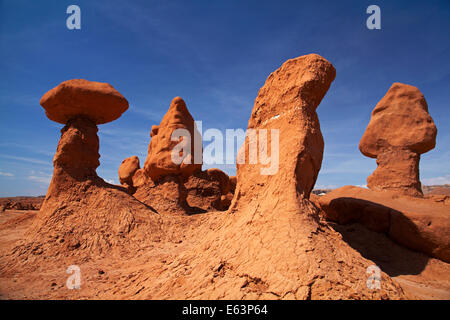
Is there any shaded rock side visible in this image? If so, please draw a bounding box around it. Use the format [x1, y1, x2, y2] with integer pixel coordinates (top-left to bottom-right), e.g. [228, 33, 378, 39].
[318, 186, 450, 263]
[185, 168, 233, 211]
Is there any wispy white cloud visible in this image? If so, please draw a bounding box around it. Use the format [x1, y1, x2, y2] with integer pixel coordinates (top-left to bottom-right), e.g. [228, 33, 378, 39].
[128, 105, 164, 122]
[0, 154, 50, 165]
[320, 158, 375, 175]
[28, 170, 52, 184]
[422, 174, 450, 186]
[0, 142, 54, 157]
[315, 184, 337, 189]
[0, 171, 14, 177]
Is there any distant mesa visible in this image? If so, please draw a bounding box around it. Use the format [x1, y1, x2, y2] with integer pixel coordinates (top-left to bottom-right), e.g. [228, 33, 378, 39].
[359, 82, 437, 197]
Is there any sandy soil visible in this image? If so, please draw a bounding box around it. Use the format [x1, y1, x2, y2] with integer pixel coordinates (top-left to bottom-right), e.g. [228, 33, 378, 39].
[0, 209, 448, 300]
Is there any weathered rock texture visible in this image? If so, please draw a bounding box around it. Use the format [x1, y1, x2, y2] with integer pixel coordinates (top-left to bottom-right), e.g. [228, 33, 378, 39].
[185, 168, 232, 211]
[0, 197, 44, 211]
[118, 156, 140, 194]
[14, 80, 159, 257]
[2, 58, 411, 300]
[317, 186, 450, 263]
[359, 83, 437, 197]
[127, 97, 206, 214]
[133, 169, 189, 215]
[131, 97, 234, 214]
[141, 54, 405, 299]
[40, 79, 128, 125]
[143, 97, 202, 181]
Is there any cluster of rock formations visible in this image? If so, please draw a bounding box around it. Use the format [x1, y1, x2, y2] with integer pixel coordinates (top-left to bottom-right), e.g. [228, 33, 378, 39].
[4, 54, 448, 299]
[119, 96, 235, 214]
[317, 82, 449, 263]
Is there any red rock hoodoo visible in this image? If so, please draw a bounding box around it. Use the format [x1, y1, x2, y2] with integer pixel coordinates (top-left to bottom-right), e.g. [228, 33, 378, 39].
[130, 97, 202, 214]
[3, 59, 416, 300]
[149, 54, 406, 299]
[317, 83, 448, 265]
[144, 97, 202, 181]
[359, 83, 437, 197]
[19, 79, 158, 256]
[128, 97, 233, 214]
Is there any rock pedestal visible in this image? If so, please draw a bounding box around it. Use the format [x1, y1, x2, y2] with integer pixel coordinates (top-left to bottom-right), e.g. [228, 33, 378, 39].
[27, 79, 155, 256]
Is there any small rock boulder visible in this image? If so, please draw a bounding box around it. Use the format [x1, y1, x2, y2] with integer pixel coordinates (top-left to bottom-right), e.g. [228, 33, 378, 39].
[118, 156, 141, 194]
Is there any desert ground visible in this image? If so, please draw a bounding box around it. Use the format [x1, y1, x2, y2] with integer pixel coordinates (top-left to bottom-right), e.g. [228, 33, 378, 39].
[1, 186, 449, 299]
[0, 54, 449, 300]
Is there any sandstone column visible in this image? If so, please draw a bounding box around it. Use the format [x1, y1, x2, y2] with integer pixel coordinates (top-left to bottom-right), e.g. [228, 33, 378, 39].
[359, 83, 437, 197]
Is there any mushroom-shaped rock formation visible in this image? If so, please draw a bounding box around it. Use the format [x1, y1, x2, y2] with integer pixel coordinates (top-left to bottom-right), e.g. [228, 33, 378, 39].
[4, 59, 411, 300]
[148, 54, 406, 299]
[359, 83, 437, 197]
[19, 79, 157, 257]
[118, 156, 141, 194]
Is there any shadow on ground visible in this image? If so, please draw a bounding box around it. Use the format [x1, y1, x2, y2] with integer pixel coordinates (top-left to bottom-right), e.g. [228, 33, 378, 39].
[330, 222, 430, 277]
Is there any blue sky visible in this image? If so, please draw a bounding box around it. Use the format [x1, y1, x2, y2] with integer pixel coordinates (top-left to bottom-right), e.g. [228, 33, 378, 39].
[0, 0, 449, 196]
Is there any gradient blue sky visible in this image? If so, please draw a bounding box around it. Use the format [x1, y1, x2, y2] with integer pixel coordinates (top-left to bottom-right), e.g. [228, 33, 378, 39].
[0, 0, 449, 196]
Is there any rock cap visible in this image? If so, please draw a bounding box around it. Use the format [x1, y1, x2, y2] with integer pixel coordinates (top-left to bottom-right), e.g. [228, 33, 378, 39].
[359, 82, 437, 158]
[40, 79, 129, 125]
